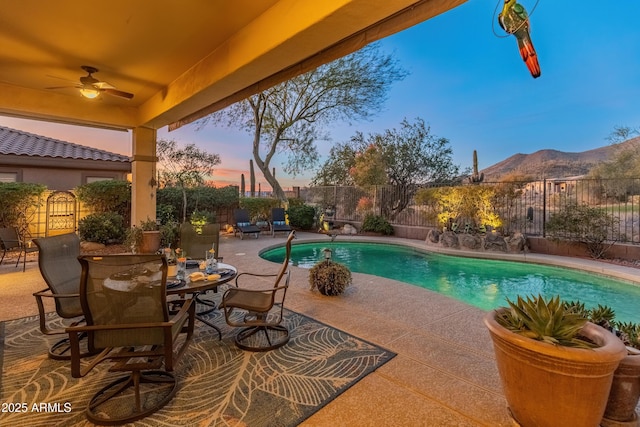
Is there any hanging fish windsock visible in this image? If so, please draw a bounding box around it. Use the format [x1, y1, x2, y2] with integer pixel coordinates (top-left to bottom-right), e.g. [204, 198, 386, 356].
[498, 0, 541, 78]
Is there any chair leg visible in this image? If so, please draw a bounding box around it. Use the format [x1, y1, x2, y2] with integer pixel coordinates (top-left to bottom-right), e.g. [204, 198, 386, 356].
[234, 325, 289, 352]
[86, 370, 177, 425]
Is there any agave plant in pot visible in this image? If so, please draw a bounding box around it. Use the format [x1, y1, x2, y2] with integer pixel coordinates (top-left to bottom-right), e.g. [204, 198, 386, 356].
[484, 294, 627, 427]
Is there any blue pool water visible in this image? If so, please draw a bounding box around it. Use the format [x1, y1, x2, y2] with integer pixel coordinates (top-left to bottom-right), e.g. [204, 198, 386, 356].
[260, 242, 640, 323]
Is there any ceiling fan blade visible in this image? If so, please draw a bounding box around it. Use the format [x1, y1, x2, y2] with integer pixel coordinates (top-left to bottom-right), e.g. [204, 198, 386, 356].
[45, 85, 79, 90]
[93, 81, 116, 90]
[103, 88, 134, 100]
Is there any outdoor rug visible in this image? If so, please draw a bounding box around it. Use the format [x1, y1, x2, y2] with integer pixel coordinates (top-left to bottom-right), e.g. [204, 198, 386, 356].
[0, 309, 395, 426]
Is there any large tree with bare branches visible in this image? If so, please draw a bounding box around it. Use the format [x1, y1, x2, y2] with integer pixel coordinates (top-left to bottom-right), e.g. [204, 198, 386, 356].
[198, 43, 406, 201]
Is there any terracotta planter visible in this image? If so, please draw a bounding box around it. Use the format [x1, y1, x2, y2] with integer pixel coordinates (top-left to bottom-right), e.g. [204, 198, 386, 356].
[140, 231, 161, 254]
[484, 309, 627, 427]
[603, 352, 640, 425]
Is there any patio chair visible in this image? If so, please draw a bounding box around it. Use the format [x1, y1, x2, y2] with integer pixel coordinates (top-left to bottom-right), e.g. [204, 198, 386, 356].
[0, 226, 39, 272]
[222, 231, 294, 351]
[67, 254, 195, 425]
[32, 233, 88, 360]
[179, 222, 221, 312]
[179, 222, 220, 259]
[233, 208, 261, 239]
[269, 207, 292, 237]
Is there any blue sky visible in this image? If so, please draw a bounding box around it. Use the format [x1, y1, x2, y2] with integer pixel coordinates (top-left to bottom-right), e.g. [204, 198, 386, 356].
[1, 0, 639, 189]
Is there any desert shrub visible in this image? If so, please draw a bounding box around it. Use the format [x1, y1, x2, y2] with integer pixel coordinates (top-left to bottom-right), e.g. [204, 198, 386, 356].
[78, 212, 126, 244]
[287, 204, 316, 229]
[309, 260, 352, 296]
[361, 213, 394, 235]
[546, 201, 619, 259]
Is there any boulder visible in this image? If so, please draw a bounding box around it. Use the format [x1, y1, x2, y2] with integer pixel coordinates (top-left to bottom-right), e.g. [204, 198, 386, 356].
[459, 233, 482, 250]
[440, 231, 459, 249]
[342, 223, 358, 235]
[80, 241, 105, 251]
[426, 229, 441, 244]
[507, 233, 528, 253]
[483, 233, 507, 252]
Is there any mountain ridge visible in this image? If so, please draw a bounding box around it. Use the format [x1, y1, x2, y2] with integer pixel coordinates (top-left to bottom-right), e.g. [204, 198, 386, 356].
[479, 137, 640, 180]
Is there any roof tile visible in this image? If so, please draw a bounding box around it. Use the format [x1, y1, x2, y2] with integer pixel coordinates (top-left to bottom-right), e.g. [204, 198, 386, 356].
[0, 125, 130, 163]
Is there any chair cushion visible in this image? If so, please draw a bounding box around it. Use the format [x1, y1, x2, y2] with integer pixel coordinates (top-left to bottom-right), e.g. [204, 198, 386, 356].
[273, 221, 286, 225]
[237, 222, 250, 227]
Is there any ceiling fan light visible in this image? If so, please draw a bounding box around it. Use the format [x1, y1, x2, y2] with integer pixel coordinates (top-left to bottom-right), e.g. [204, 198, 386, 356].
[79, 87, 100, 99]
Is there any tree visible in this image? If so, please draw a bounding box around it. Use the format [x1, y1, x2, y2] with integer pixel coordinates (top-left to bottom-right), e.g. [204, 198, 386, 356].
[313, 118, 461, 218]
[157, 139, 221, 222]
[605, 125, 639, 144]
[198, 43, 407, 202]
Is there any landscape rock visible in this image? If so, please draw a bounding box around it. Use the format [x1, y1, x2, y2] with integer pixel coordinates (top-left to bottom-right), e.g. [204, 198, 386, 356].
[507, 233, 528, 253]
[440, 231, 459, 249]
[80, 241, 105, 251]
[483, 233, 507, 252]
[342, 224, 358, 235]
[426, 229, 441, 244]
[459, 233, 482, 250]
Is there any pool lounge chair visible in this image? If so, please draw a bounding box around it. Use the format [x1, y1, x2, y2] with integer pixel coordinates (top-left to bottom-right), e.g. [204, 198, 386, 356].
[233, 209, 261, 239]
[269, 207, 292, 237]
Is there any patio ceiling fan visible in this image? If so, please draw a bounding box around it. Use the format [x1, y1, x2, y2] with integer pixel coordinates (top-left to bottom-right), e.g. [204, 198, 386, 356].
[47, 65, 134, 100]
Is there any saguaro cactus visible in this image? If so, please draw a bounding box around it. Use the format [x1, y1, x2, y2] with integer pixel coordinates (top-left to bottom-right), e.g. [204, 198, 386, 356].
[249, 159, 255, 197]
[469, 150, 484, 184]
[240, 173, 245, 197]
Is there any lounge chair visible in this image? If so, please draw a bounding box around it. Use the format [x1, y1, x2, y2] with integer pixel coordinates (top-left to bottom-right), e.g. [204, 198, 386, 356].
[269, 207, 292, 237]
[67, 254, 195, 425]
[0, 226, 39, 272]
[233, 208, 261, 239]
[222, 230, 294, 351]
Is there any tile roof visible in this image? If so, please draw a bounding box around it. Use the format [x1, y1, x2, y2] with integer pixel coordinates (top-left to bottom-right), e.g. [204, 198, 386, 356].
[0, 125, 130, 163]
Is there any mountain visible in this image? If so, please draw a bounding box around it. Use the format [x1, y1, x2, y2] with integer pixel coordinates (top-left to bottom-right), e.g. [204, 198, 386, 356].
[479, 137, 640, 181]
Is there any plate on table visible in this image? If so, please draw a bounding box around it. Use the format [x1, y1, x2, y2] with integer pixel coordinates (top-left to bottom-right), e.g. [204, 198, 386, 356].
[215, 268, 234, 277]
[166, 279, 185, 289]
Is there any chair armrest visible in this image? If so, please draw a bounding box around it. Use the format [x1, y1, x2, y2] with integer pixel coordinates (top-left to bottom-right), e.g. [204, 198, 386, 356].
[234, 272, 277, 287]
[33, 289, 80, 299]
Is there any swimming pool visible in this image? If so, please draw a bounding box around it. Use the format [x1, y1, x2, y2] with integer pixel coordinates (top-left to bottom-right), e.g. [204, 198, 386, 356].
[260, 241, 640, 323]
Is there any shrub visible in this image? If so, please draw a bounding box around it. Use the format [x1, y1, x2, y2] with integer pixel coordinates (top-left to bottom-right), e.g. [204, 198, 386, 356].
[190, 209, 216, 233]
[239, 197, 280, 221]
[0, 182, 46, 228]
[287, 204, 316, 229]
[361, 213, 394, 235]
[75, 180, 130, 218]
[309, 260, 352, 296]
[78, 212, 126, 244]
[546, 201, 619, 259]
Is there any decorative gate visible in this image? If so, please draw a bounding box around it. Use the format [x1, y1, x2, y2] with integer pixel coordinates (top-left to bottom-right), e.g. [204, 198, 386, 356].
[46, 191, 77, 236]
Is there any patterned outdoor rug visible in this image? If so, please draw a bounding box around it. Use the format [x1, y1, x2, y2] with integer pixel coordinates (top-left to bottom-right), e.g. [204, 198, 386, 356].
[0, 309, 395, 426]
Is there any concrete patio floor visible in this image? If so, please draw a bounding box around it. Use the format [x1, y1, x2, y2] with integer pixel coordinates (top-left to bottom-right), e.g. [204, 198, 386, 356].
[2, 232, 639, 426]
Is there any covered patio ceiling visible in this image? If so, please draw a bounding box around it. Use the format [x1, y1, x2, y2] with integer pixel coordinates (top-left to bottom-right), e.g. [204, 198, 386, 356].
[0, 0, 466, 133]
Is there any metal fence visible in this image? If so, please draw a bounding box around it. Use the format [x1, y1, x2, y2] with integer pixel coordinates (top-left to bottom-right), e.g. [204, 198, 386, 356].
[302, 178, 640, 245]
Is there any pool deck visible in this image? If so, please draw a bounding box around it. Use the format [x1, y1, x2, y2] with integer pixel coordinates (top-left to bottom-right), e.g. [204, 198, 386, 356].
[2, 232, 639, 426]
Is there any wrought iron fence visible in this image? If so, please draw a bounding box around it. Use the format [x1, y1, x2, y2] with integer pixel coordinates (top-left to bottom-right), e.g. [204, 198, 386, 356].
[303, 178, 640, 245]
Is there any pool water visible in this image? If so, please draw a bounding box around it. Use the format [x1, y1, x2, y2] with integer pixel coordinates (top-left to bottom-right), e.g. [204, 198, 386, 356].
[260, 242, 640, 323]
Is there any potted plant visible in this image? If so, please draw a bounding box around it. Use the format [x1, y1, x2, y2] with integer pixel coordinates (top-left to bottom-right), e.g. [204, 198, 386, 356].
[484, 294, 627, 427]
[125, 218, 161, 253]
[309, 257, 352, 296]
[570, 303, 640, 426]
